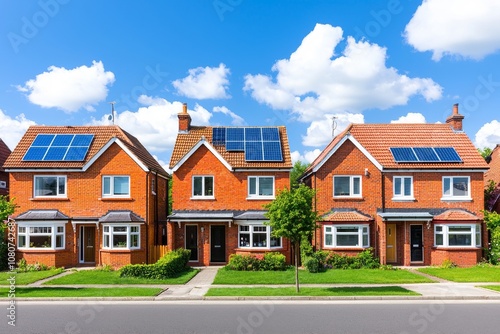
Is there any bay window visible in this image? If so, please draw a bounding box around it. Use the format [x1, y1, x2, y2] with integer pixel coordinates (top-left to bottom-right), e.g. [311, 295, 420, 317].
[238, 224, 281, 248]
[434, 224, 481, 247]
[17, 223, 65, 249]
[102, 225, 140, 249]
[324, 225, 369, 248]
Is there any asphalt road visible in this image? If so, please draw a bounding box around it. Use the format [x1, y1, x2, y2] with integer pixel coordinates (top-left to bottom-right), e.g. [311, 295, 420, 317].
[2, 300, 499, 334]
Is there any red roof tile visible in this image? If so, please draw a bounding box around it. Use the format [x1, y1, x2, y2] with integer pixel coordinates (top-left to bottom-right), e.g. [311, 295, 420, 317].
[322, 210, 372, 222]
[433, 209, 480, 221]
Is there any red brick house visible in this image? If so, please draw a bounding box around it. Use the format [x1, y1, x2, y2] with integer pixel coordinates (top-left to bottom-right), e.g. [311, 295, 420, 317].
[3, 126, 169, 268]
[301, 104, 489, 266]
[485, 144, 500, 212]
[0, 138, 11, 197]
[167, 104, 293, 266]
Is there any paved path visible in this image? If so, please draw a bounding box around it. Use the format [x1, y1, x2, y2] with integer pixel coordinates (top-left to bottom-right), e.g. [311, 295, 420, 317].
[156, 266, 221, 299]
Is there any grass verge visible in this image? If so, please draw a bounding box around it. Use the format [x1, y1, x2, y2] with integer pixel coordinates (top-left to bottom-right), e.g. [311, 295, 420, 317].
[44, 268, 199, 285]
[0, 287, 162, 297]
[478, 285, 500, 293]
[213, 268, 433, 285]
[0, 268, 64, 285]
[206, 286, 419, 297]
[418, 266, 500, 282]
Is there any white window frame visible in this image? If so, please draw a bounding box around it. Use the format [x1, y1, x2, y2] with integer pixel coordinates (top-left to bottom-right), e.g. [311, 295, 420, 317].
[441, 176, 471, 201]
[102, 224, 141, 250]
[102, 175, 131, 198]
[333, 175, 362, 198]
[434, 224, 481, 248]
[323, 224, 370, 248]
[33, 175, 67, 198]
[247, 176, 275, 199]
[237, 223, 282, 249]
[393, 176, 414, 200]
[191, 175, 215, 199]
[17, 222, 65, 250]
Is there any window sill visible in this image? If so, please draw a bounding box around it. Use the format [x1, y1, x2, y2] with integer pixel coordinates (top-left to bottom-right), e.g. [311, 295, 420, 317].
[246, 196, 275, 200]
[440, 197, 472, 202]
[333, 196, 364, 200]
[30, 197, 69, 201]
[236, 247, 283, 251]
[323, 246, 368, 250]
[100, 248, 141, 252]
[17, 248, 64, 251]
[392, 197, 416, 202]
[99, 197, 134, 201]
[432, 246, 480, 250]
[190, 196, 215, 200]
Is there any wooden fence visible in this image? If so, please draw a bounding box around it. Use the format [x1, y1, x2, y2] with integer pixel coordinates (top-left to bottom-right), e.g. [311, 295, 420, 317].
[148, 245, 169, 263]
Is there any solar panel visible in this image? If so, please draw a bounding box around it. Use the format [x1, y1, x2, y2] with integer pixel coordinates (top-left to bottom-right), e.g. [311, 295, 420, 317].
[390, 147, 418, 162]
[212, 127, 226, 146]
[435, 147, 462, 162]
[413, 147, 439, 162]
[22, 134, 94, 161]
[262, 127, 280, 141]
[245, 128, 262, 141]
[245, 141, 263, 161]
[226, 141, 244, 151]
[263, 141, 283, 161]
[226, 128, 244, 141]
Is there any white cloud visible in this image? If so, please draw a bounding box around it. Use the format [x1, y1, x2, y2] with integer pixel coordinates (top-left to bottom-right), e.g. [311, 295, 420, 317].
[302, 112, 364, 147]
[244, 23, 442, 123]
[17, 61, 115, 112]
[90, 96, 212, 154]
[474, 120, 500, 149]
[0, 109, 37, 150]
[391, 112, 426, 124]
[173, 63, 230, 99]
[405, 0, 500, 60]
[291, 149, 322, 164]
[213, 106, 245, 125]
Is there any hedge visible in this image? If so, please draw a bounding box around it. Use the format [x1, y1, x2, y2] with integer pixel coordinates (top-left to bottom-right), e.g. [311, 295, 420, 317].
[120, 248, 191, 279]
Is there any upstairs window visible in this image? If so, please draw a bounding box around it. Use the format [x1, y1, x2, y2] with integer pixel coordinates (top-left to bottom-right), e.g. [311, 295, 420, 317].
[333, 176, 361, 198]
[34, 176, 66, 197]
[442, 176, 470, 200]
[192, 176, 214, 198]
[393, 176, 413, 200]
[103, 176, 130, 197]
[248, 176, 275, 199]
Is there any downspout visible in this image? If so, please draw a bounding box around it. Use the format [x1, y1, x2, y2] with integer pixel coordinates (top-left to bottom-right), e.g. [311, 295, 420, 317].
[377, 170, 386, 259]
[154, 171, 158, 245]
[314, 173, 320, 251]
[145, 171, 150, 263]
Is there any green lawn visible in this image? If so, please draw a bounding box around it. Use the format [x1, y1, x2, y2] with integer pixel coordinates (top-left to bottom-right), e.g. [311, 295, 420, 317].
[418, 266, 500, 282]
[213, 268, 433, 285]
[0, 287, 162, 297]
[206, 286, 420, 297]
[44, 268, 199, 285]
[480, 285, 500, 293]
[0, 269, 64, 285]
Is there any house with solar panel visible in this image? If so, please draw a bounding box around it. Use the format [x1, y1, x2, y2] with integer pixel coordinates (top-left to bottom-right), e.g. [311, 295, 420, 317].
[300, 104, 489, 267]
[167, 103, 293, 266]
[3, 126, 169, 268]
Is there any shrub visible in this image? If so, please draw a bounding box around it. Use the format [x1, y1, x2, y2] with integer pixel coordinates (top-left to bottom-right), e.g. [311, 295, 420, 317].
[441, 259, 457, 269]
[261, 252, 287, 271]
[304, 256, 320, 273]
[120, 248, 191, 279]
[16, 258, 52, 272]
[300, 237, 314, 264]
[226, 252, 288, 271]
[304, 248, 381, 272]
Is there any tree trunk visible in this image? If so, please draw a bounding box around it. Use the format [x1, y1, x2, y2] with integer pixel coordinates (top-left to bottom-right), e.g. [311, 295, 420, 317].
[294, 240, 300, 293]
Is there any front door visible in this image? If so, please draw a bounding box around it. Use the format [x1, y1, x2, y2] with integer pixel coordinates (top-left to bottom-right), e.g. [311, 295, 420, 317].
[185, 225, 198, 262]
[386, 223, 397, 263]
[80, 226, 95, 263]
[410, 225, 423, 262]
[210, 225, 226, 263]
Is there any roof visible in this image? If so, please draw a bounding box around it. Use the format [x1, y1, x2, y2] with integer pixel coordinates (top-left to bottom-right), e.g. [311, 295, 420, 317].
[0, 138, 11, 172]
[322, 209, 372, 222]
[303, 123, 488, 177]
[99, 210, 145, 223]
[3, 126, 168, 177]
[433, 209, 480, 221]
[169, 126, 293, 170]
[15, 210, 69, 220]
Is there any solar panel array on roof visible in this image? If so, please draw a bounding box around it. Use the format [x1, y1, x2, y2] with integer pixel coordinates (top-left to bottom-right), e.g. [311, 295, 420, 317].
[390, 147, 462, 163]
[211, 127, 283, 161]
[23, 134, 94, 161]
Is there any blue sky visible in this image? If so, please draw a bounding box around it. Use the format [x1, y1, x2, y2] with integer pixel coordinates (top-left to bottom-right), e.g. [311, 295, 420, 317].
[1, 0, 500, 169]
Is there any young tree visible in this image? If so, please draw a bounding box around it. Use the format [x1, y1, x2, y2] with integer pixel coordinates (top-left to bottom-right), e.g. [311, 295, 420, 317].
[478, 147, 493, 160]
[0, 196, 16, 271]
[290, 160, 309, 189]
[264, 184, 318, 292]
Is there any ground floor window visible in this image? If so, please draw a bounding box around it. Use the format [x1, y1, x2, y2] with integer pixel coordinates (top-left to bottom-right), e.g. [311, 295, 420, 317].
[17, 223, 65, 249]
[434, 224, 481, 247]
[102, 224, 140, 249]
[238, 224, 281, 248]
[324, 224, 369, 248]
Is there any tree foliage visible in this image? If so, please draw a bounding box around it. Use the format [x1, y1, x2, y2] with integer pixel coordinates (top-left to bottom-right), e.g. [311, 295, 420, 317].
[290, 160, 309, 189]
[0, 196, 16, 271]
[0, 195, 16, 222]
[483, 210, 500, 264]
[264, 184, 318, 292]
[478, 147, 493, 160]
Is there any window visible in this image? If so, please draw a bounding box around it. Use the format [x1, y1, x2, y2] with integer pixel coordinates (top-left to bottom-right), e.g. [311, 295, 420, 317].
[34, 176, 66, 197]
[248, 176, 275, 199]
[103, 176, 130, 197]
[238, 224, 281, 248]
[192, 176, 214, 198]
[17, 223, 65, 249]
[333, 176, 361, 197]
[434, 224, 481, 247]
[324, 225, 369, 248]
[102, 225, 140, 249]
[393, 176, 413, 199]
[442, 176, 470, 200]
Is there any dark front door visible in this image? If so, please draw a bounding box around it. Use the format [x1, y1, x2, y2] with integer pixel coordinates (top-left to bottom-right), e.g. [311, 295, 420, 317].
[185, 225, 198, 261]
[410, 225, 423, 262]
[210, 225, 226, 263]
[80, 226, 95, 263]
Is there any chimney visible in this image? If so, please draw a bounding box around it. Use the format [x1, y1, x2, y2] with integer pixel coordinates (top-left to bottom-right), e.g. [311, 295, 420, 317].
[177, 103, 191, 132]
[446, 103, 464, 131]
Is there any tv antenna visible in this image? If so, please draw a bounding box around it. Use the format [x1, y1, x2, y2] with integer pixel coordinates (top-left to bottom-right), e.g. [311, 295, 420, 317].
[331, 116, 338, 138]
[108, 101, 116, 124]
